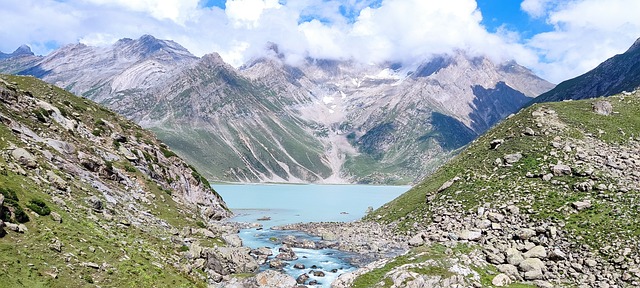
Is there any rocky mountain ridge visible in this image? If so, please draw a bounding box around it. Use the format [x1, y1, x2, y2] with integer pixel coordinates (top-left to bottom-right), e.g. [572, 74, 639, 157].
[1, 36, 554, 184]
[532, 36, 640, 104]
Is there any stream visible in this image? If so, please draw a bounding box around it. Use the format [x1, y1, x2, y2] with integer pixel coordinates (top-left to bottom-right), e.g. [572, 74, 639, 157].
[215, 184, 409, 287]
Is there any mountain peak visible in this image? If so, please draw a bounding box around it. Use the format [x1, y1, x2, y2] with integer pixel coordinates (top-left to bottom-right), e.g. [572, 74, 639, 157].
[13, 45, 34, 56]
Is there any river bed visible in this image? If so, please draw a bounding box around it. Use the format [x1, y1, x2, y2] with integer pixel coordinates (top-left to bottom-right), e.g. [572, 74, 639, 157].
[214, 184, 409, 287]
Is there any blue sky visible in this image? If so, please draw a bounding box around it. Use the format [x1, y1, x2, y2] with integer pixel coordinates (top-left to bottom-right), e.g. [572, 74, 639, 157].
[1, 0, 640, 83]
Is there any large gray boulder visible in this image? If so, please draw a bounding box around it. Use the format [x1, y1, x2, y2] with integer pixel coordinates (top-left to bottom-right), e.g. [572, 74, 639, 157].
[255, 270, 296, 288]
[11, 148, 37, 168]
[205, 246, 258, 275]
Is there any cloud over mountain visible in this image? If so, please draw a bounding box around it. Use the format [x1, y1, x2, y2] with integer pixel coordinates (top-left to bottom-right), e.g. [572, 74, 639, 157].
[1, 0, 639, 83]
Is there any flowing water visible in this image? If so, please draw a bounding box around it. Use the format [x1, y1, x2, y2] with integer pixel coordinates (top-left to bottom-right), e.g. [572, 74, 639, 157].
[215, 184, 409, 287]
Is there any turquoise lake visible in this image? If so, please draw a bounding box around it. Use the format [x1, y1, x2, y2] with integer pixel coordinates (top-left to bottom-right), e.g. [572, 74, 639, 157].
[214, 184, 410, 287]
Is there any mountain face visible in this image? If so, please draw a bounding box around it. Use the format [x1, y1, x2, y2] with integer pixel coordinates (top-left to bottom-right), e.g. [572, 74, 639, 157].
[1, 37, 554, 184]
[357, 92, 640, 287]
[533, 37, 640, 104]
[13, 35, 198, 114]
[236, 51, 553, 183]
[0, 75, 241, 286]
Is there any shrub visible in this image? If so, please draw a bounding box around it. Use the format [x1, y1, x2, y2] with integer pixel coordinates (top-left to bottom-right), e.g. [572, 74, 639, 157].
[178, 245, 189, 252]
[26, 198, 51, 216]
[196, 221, 206, 229]
[160, 147, 177, 158]
[124, 164, 137, 173]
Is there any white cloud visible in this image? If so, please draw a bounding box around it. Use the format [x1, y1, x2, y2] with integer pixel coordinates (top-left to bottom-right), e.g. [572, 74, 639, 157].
[0, 0, 639, 84]
[520, 0, 554, 18]
[225, 0, 282, 28]
[82, 0, 201, 24]
[524, 0, 640, 82]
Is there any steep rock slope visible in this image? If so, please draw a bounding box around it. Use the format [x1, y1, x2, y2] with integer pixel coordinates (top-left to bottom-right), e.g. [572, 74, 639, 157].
[532, 37, 640, 104]
[0, 75, 251, 287]
[12, 35, 198, 117]
[348, 93, 640, 287]
[241, 52, 554, 183]
[138, 53, 333, 183]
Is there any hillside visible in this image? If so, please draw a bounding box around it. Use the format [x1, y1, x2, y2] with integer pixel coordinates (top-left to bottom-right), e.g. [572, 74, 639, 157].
[339, 92, 640, 287]
[532, 37, 640, 104]
[0, 75, 260, 287]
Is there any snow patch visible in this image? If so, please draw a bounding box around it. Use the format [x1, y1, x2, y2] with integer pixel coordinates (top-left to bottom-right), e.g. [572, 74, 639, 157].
[322, 96, 334, 104]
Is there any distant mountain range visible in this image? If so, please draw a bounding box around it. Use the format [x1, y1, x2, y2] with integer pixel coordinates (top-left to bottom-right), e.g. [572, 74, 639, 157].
[0, 35, 555, 184]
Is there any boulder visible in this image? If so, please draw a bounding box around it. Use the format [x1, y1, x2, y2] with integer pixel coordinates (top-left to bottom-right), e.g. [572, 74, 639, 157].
[490, 139, 504, 149]
[296, 273, 309, 284]
[523, 246, 547, 259]
[269, 259, 286, 269]
[222, 234, 243, 247]
[11, 148, 37, 169]
[46, 171, 68, 191]
[517, 228, 536, 240]
[437, 177, 461, 192]
[506, 248, 524, 266]
[206, 246, 258, 275]
[523, 127, 536, 136]
[50, 212, 62, 223]
[524, 269, 544, 280]
[572, 200, 592, 211]
[458, 230, 482, 241]
[551, 164, 572, 176]
[497, 264, 519, 277]
[504, 153, 523, 164]
[487, 212, 505, 223]
[593, 100, 613, 115]
[519, 258, 545, 272]
[255, 270, 296, 288]
[293, 263, 305, 269]
[408, 232, 426, 247]
[492, 273, 512, 287]
[548, 248, 566, 261]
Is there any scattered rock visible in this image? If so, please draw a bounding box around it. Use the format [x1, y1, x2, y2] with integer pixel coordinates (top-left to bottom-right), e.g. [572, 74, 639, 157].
[572, 200, 592, 211]
[551, 164, 572, 176]
[50, 212, 62, 223]
[458, 230, 482, 241]
[517, 228, 536, 240]
[593, 100, 613, 115]
[11, 148, 37, 168]
[523, 246, 547, 259]
[490, 139, 504, 149]
[255, 270, 297, 288]
[504, 153, 523, 164]
[523, 127, 535, 136]
[437, 177, 461, 192]
[492, 273, 512, 287]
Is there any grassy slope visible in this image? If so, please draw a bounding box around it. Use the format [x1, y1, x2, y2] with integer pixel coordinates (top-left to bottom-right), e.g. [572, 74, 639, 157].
[0, 75, 219, 287]
[368, 93, 640, 247]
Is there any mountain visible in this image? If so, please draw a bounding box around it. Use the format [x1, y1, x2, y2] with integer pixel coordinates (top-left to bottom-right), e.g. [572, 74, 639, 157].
[14, 35, 198, 115]
[532, 37, 640, 104]
[138, 53, 334, 183]
[337, 92, 640, 287]
[0, 45, 34, 60]
[0, 75, 255, 287]
[237, 50, 554, 183]
[0, 45, 41, 74]
[1, 37, 554, 184]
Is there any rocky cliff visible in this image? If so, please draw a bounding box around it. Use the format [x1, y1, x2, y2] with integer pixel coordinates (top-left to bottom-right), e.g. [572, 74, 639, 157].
[0, 75, 257, 287]
[532, 37, 640, 104]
